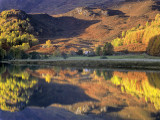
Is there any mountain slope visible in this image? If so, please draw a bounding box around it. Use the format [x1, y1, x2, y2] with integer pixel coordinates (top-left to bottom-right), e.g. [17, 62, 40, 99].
[1, 0, 160, 54]
[27, 0, 160, 54]
[0, 0, 123, 14]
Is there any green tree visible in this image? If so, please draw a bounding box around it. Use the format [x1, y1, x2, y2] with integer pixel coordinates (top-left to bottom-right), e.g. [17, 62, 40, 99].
[8, 48, 22, 59]
[95, 46, 102, 56]
[0, 47, 6, 60]
[102, 42, 114, 55]
[29, 52, 41, 59]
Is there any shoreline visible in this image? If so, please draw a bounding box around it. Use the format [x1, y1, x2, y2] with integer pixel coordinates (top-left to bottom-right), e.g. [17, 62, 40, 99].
[2, 59, 160, 70]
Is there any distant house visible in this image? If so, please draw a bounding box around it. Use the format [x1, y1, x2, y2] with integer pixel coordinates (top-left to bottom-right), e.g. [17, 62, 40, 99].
[84, 51, 95, 56]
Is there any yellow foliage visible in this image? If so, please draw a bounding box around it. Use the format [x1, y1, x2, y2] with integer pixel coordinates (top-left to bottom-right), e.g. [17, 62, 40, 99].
[45, 74, 52, 83]
[111, 13, 160, 55]
[111, 71, 160, 110]
[46, 40, 52, 47]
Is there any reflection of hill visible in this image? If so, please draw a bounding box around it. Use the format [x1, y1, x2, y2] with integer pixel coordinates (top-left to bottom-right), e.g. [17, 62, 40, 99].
[1, 65, 160, 119]
[32, 67, 159, 120]
[0, 107, 104, 120]
[29, 82, 96, 107]
[111, 71, 160, 110]
[0, 65, 96, 113]
[0, 66, 38, 112]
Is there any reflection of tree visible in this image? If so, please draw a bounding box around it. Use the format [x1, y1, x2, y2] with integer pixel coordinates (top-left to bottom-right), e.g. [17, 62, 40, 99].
[148, 72, 160, 89]
[94, 70, 113, 81]
[0, 66, 38, 112]
[111, 71, 160, 110]
[0, 64, 6, 74]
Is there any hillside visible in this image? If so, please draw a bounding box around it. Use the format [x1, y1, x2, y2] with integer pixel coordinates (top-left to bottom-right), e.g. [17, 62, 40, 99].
[1, 0, 160, 55]
[26, 0, 160, 54]
[0, 0, 123, 15]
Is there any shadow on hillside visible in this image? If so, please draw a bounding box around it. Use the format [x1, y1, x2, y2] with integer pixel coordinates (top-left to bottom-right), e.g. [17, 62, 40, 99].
[54, 16, 100, 38]
[29, 14, 100, 43]
[152, 1, 160, 11]
[107, 9, 128, 17]
[28, 82, 97, 107]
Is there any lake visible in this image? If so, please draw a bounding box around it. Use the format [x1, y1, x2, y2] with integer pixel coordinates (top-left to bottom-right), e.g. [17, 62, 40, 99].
[0, 63, 160, 120]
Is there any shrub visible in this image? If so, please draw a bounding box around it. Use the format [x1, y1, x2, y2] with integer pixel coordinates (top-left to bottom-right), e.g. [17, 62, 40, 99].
[100, 56, 107, 59]
[61, 52, 68, 59]
[111, 38, 123, 47]
[95, 46, 102, 56]
[76, 50, 83, 55]
[53, 49, 61, 57]
[46, 40, 52, 47]
[122, 31, 126, 37]
[29, 52, 41, 59]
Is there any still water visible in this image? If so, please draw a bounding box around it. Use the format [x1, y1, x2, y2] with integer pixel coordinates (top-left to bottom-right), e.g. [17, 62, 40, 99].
[0, 64, 160, 120]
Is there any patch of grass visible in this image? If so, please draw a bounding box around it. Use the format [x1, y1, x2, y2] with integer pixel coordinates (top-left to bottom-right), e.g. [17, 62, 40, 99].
[107, 54, 160, 59]
[48, 54, 160, 60]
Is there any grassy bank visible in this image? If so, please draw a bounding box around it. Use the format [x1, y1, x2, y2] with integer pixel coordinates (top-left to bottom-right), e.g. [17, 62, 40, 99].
[47, 54, 160, 60]
[3, 57, 160, 70]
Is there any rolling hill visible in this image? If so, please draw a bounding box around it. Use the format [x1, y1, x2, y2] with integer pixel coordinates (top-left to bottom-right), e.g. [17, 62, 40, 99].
[0, 0, 160, 55]
[0, 0, 123, 15]
[26, 0, 160, 54]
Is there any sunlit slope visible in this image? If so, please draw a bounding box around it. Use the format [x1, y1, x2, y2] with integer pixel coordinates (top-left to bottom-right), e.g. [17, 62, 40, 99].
[28, 0, 160, 54]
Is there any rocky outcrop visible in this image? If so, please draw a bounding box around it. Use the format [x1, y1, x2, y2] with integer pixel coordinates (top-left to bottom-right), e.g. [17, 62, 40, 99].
[72, 7, 109, 17]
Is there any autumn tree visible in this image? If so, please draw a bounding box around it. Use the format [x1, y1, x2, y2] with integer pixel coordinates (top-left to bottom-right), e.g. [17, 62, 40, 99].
[46, 40, 52, 47]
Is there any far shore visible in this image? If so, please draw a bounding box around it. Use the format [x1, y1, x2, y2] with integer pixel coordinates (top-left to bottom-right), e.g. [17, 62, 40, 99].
[2, 58, 160, 70]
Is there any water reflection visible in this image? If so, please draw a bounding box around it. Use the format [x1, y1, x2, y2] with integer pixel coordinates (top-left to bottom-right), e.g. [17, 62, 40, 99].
[0, 64, 160, 119]
[0, 64, 38, 112]
[111, 71, 160, 110]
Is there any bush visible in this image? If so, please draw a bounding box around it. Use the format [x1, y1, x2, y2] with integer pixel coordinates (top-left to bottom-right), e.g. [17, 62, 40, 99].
[29, 52, 41, 59]
[53, 49, 61, 57]
[76, 50, 83, 55]
[46, 40, 52, 47]
[111, 38, 123, 47]
[100, 56, 107, 59]
[61, 52, 68, 59]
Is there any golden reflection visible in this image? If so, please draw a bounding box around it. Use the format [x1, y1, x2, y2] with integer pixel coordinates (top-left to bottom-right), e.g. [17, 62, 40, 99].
[30, 67, 160, 111]
[0, 66, 38, 112]
[1, 65, 160, 114]
[111, 71, 160, 110]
